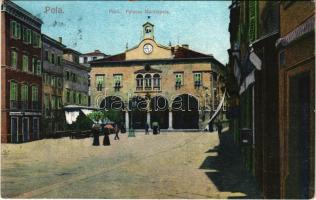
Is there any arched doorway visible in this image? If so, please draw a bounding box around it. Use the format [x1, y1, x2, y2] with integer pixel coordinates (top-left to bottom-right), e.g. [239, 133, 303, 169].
[129, 96, 147, 129]
[172, 94, 199, 129]
[150, 96, 168, 129]
[100, 96, 125, 123]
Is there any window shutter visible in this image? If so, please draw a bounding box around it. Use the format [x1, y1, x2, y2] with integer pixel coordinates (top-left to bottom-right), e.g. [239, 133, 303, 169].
[248, 1, 257, 42]
[10, 82, 16, 100]
[37, 60, 41, 75]
[10, 21, 15, 38]
[17, 23, 21, 39]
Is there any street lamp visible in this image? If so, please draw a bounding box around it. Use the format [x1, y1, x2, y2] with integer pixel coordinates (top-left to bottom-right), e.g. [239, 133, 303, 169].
[128, 99, 136, 137]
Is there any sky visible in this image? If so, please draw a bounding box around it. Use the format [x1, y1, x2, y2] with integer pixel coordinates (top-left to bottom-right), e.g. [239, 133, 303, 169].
[14, 1, 231, 64]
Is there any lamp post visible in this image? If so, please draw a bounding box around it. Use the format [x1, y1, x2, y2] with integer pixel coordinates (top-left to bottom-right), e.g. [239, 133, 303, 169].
[128, 99, 136, 137]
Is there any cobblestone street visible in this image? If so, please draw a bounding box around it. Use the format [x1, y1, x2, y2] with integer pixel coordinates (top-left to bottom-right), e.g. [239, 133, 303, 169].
[1, 130, 261, 198]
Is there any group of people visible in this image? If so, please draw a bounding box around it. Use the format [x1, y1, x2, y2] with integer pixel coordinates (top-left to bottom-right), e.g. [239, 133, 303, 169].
[92, 123, 123, 146]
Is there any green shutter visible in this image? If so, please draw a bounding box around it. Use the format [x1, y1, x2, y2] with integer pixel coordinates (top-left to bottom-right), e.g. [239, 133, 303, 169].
[32, 86, 38, 101]
[22, 55, 28, 72]
[11, 51, 17, 68]
[10, 81, 17, 101]
[17, 23, 21, 39]
[248, 1, 258, 42]
[21, 85, 28, 101]
[10, 21, 15, 38]
[37, 60, 41, 75]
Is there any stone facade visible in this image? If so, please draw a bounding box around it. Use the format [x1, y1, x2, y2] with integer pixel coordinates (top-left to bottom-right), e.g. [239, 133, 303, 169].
[277, 1, 315, 198]
[90, 22, 225, 130]
[63, 48, 90, 106]
[1, 0, 43, 143]
[42, 34, 66, 137]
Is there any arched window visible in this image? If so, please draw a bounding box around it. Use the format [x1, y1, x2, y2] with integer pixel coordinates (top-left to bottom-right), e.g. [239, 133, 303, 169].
[145, 74, 152, 90]
[153, 74, 160, 90]
[136, 74, 143, 90]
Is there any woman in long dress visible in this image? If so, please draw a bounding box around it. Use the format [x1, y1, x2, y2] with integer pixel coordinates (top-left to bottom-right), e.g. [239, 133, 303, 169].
[103, 125, 111, 146]
[92, 124, 100, 146]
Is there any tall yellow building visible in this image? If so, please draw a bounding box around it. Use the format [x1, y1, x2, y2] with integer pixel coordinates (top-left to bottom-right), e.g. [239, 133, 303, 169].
[90, 22, 225, 130]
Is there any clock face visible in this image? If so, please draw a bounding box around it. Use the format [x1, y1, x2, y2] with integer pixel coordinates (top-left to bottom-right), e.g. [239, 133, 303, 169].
[143, 44, 153, 54]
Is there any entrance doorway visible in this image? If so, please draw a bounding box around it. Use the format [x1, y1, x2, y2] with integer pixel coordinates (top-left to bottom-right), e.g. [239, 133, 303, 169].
[129, 96, 147, 129]
[172, 94, 199, 129]
[10, 117, 18, 143]
[150, 96, 168, 129]
[286, 72, 311, 199]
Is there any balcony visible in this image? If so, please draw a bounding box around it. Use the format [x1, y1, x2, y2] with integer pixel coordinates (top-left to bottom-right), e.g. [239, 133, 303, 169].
[10, 100, 18, 109]
[31, 101, 40, 110]
[21, 101, 28, 110]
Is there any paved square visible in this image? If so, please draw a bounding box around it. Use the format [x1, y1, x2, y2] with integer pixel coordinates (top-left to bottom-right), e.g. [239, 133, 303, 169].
[1, 130, 261, 198]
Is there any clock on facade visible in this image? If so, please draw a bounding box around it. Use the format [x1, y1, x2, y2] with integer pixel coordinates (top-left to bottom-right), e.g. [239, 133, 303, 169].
[143, 44, 153, 54]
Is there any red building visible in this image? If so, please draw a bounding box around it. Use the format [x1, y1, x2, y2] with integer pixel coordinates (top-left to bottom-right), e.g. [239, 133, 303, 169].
[1, 0, 43, 143]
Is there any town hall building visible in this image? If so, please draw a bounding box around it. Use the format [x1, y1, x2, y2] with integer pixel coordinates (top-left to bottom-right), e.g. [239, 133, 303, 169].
[89, 22, 226, 130]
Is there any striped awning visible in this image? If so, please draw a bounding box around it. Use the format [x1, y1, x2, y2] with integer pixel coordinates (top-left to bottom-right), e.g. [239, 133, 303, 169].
[276, 15, 314, 47]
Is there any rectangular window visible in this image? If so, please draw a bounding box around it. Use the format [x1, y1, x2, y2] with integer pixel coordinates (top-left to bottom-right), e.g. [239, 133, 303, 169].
[32, 118, 39, 139]
[194, 73, 202, 87]
[73, 91, 76, 104]
[57, 96, 62, 109]
[45, 50, 49, 61]
[57, 77, 62, 88]
[31, 85, 38, 102]
[57, 56, 62, 66]
[26, 29, 31, 44]
[36, 60, 41, 75]
[113, 74, 122, 87]
[84, 57, 88, 63]
[10, 81, 18, 101]
[66, 89, 70, 103]
[21, 84, 28, 109]
[65, 71, 70, 80]
[22, 55, 29, 72]
[21, 84, 28, 101]
[11, 50, 17, 68]
[50, 76, 54, 87]
[175, 73, 183, 86]
[51, 53, 55, 64]
[22, 26, 27, 42]
[32, 31, 41, 48]
[96, 74, 105, 91]
[78, 93, 82, 105]
[51, 95, 56, 109]
[44, 94, 50, 109]
[10, 20, 21, 39]
[32, 58, 36, 74]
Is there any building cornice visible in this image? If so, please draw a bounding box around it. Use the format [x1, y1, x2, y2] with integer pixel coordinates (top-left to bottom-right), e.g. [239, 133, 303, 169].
[90, 57, 215, 67]
[1, 0, 42, 31]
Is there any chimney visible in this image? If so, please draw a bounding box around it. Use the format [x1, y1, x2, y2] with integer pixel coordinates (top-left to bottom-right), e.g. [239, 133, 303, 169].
[182, 44, 189, 49]
[94, 50, 100, 53]
[58, 37, 62, 44]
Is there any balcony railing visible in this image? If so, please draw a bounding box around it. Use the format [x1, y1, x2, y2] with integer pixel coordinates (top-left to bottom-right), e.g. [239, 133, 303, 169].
[21, 101, 28, 110]
[10, 100, 18, 109]
[31, 101, 40, 110]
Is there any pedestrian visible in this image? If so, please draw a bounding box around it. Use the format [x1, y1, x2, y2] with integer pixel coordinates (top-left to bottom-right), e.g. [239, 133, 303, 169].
[217, 121, 223, 135]
[152, 121, 158, 135]
[103, 124, 111, 146]
[121, 122, 126, 133]
[114, 123, 120, 140]
[92, 124, 100, 146]
[145, 122, 149, 135]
